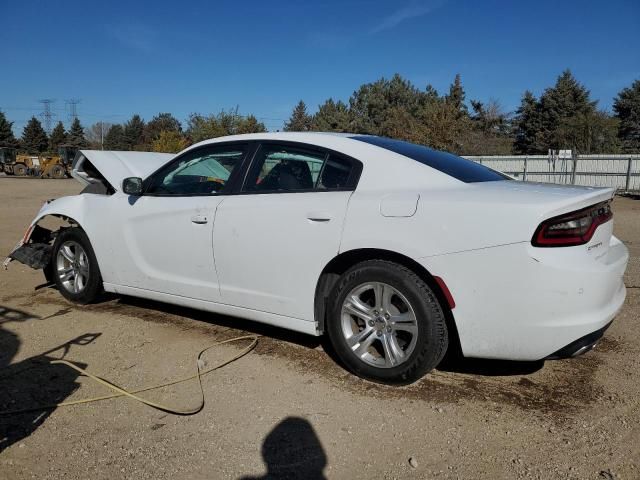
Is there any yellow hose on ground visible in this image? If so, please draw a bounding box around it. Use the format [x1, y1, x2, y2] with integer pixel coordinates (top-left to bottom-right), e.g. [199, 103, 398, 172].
[0, 335, 259, 416]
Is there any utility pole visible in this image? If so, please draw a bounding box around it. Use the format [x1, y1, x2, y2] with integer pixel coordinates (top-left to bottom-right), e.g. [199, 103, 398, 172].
[39, 99, 56, 134]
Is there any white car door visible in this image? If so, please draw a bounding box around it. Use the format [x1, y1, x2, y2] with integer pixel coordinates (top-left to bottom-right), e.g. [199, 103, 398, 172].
[214, 142, 360, 321]
[108, 143, 250, 302]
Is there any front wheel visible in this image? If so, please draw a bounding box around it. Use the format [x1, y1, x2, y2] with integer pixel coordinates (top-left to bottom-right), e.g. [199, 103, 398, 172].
[50, 165, 66, 179]
[51, 227, 103, 304]
[327, 260, 448, 385]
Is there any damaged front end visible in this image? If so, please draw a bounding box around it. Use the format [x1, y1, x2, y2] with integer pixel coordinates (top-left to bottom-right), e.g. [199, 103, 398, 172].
[5, 224, 56, 270]
[4, 203, 80, 275]
[4, 148, 173, 276]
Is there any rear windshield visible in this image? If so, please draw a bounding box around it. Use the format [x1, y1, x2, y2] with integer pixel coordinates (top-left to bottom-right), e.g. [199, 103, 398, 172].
[351, 135, 508, 183]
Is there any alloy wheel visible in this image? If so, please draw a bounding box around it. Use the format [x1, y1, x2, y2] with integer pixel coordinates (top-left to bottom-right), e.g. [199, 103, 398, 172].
[340, 282, 419, 368]
[56, 240, 90, 294]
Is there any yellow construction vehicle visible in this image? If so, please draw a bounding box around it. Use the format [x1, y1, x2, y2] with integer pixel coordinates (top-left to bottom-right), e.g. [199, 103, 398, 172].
[0, 148, 39, 176]
[39, 145, 78, 178]
[0, 146, 77, 178]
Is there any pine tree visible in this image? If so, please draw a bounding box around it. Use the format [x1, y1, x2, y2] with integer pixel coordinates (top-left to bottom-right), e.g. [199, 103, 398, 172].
[613, 79, 640, 152]
[312, 99, 352, 132]
[513, 91, 543, 154]
[21, 116, 48, 153]
[348, 74, 423, 135]
[236, 114, 267, 134]
[103, 124, 127, 150]
[284, 101, 313, 131]
[0, 111, 18, 148]
[67, 118, 87, 148]
[144, 113, 182, 145]
[446, 73, 468, 118]
[538, 70, 596, 150]
[123, 114, 146, 150]
[49, 121, 67, 151]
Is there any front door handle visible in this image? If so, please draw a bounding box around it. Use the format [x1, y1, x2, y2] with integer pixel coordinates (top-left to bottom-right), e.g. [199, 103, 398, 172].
[191, 214, 208, 224]
[307, 212, 332, 222]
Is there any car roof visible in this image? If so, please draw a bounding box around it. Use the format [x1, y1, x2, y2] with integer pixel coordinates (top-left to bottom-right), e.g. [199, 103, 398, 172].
[183, 132, 405, 166]
[182, 132, 471, 191]
[187, 131, 356, 147]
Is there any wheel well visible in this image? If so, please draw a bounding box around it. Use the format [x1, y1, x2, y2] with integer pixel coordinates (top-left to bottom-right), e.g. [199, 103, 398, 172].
[314, 248, 461, 356]
[28, 214, 84, 246]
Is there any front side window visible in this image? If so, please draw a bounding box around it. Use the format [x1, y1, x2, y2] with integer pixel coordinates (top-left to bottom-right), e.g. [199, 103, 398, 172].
[244, 144, 356, 192]
[146, 144, 247, 195]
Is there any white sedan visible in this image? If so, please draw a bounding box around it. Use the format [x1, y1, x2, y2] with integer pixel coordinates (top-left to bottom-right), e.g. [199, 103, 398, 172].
[5, 132, 629, 384]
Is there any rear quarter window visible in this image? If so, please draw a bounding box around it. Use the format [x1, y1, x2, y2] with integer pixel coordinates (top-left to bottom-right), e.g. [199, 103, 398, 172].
[351, 135, 508, 183]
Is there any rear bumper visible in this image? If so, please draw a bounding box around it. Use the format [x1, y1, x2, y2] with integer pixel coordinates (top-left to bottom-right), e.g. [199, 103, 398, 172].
[419, 232, 629, 361]
[545, 321, 612, 359]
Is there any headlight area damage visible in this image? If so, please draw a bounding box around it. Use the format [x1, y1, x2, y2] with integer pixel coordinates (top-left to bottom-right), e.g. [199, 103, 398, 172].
[3, 215, 79, 280]
[5, 224, 56, 270]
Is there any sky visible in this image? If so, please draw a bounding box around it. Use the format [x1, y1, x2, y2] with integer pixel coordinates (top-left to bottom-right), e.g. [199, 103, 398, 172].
[1, 0, 638, 134]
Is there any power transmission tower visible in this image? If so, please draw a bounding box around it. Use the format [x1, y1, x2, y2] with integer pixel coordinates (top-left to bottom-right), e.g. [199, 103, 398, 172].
[66, 98, 81, 125]
[39, 99, 56, 134]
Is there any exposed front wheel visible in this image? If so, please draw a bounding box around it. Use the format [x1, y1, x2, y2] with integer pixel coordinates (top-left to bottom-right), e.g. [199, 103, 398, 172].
[51, 228, 103, 304]
[327, 260, 448, 385]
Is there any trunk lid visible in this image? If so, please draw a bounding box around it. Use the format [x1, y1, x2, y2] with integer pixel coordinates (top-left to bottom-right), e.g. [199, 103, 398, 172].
[468, 181, 614, 214]
[471, 180, 616, 256]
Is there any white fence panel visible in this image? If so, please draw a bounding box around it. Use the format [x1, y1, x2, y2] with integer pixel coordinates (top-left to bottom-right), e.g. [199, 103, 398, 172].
[464, 154, 640, 192]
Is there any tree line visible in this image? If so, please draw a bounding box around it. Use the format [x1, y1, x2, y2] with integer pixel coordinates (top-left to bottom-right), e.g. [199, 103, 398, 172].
[283, 70, 639, 155]
[0, 108, 268, 155]
[0, 70, 638, 155]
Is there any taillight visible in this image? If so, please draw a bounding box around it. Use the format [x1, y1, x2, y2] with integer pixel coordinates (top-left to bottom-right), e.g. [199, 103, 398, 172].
[532, 201, 612, 247]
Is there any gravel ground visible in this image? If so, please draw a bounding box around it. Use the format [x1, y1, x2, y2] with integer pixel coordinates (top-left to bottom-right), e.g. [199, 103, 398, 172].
[0, 176, 638, 480]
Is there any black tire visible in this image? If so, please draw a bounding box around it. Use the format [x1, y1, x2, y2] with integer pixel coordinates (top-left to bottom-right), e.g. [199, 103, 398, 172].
[326, 260, 448, 385]
[51, 165, 65, 179]
[13, 163, 27, 176]
[51, 227, 103, 304]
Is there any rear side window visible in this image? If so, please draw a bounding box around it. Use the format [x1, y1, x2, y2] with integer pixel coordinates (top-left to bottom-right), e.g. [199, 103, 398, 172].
[318, 154, 353, 190]
[243, 144, 358, 192]
[351, 135, 508, 183]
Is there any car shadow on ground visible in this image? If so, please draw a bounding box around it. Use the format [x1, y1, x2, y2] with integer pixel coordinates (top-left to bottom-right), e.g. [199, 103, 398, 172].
[85, 292, 545, 379]
[239, 416, 327, 480]
[0, 305, 100, 453]
[94, 292, 323, 350]
[437, 355, 544, 376]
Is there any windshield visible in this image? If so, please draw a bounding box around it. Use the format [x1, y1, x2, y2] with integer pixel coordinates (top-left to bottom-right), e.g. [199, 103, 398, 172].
[350, 135, 508, 183]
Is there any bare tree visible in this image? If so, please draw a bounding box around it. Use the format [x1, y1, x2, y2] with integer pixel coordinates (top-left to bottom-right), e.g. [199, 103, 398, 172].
[85, 122, 113, 150]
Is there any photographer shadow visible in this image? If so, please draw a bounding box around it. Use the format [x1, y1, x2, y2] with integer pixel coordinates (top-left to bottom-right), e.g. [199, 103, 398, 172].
[0, 305, 100, 453]
[240, 416, 327, 480]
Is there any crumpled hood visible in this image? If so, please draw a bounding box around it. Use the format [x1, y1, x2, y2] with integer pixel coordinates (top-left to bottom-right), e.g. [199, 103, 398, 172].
[72, 150, 175, 191]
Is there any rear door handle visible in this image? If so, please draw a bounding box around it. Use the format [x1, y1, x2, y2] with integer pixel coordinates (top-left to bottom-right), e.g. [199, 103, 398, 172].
[307, 212, 332, 222]
[191, 214, 208, 224]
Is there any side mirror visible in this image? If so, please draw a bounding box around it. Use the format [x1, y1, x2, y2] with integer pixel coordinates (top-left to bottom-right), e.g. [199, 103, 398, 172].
[122, 177, 143, 195]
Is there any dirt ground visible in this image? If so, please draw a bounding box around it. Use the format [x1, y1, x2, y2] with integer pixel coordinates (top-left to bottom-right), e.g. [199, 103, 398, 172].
[0, 176, 638, 480]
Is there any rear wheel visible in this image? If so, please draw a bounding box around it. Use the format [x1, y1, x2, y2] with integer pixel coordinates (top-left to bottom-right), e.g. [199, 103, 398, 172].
[327, 260, 448, 384]
[51, 228, 103, 304]
[13, 163, 27, 176]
